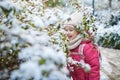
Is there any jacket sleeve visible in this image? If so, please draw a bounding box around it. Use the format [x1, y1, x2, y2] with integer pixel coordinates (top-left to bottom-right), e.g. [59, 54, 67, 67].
[84, 43, 100, 80]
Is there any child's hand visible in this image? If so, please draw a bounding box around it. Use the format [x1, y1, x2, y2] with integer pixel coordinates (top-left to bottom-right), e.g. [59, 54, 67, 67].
[67, 57, 91, 72]
[78, 60, 91, 72]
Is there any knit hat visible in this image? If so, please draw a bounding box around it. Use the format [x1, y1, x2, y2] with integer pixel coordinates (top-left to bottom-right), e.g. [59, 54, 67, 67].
[64, 10, 83, 26]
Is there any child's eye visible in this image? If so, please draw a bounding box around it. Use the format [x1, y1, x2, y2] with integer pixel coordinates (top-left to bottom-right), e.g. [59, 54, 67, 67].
[64, 29, 68, 31]
[69, 29, 73, 31]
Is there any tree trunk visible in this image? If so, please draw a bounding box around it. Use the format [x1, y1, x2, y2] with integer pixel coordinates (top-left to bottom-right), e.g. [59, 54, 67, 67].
[109, 0, 112, 8]
[92, 0, 95, 15]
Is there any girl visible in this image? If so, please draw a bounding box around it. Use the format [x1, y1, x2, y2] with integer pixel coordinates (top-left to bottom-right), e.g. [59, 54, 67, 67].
[63, 11, 100, 80]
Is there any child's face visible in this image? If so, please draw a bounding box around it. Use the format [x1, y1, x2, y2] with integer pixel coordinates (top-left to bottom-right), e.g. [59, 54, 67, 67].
[64, 25, 79, 41]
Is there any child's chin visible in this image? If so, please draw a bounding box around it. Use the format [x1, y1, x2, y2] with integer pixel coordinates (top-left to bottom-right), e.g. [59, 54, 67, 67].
[68, 39, 73, 41]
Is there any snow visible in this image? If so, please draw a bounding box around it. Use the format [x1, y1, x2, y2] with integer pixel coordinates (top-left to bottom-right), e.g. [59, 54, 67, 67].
[100, 47, 120, 80]
[11, 61, 42, 80]
[0, 0, 120, 80]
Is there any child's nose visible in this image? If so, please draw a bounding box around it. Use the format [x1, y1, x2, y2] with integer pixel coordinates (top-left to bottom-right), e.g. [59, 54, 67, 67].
[66, 31, 70, 35]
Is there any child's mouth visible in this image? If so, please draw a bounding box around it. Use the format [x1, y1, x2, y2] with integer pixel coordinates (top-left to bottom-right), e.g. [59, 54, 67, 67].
[67, 36, 72, 39]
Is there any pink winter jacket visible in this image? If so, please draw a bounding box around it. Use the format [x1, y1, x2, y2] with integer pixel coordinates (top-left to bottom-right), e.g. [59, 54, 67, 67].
[67, 40, 100, 80]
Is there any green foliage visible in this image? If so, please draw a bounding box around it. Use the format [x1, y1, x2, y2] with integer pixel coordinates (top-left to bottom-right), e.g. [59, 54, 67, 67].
[97, 32, 120, 49]
[0, 0, 68, 79]
[42, 70, 50, 77]
[0, 49, 20, 70]
[76, 11, 97, 40]
[44, 0, 64, 7]
[96, 11, 120, 49]
[109, 12, 120, 26]
[46, 25, 68, 53]
[0, 31, 21, 79]
[0, 1, 34, 79]
[39, 58, 46, 65]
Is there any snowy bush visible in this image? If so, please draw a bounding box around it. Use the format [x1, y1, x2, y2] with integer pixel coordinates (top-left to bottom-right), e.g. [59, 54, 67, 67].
[95, 23, 120, 49]
[95, 11, 120, 49]
[109, 11, 120, 26]
[0, 0, 70, 80]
